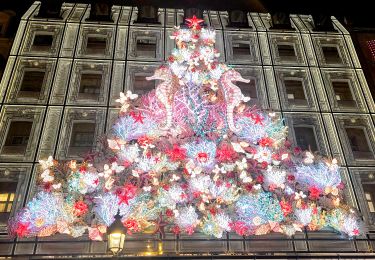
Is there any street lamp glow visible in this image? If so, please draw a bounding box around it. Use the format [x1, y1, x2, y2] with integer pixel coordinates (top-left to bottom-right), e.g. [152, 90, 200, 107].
[107, 211, 126, 255]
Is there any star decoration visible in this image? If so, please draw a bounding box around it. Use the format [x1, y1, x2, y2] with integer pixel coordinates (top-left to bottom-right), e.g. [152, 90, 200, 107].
[186, 15, 204, 29]
[130, 111, 145, 124]
[153, 213, 168, 238]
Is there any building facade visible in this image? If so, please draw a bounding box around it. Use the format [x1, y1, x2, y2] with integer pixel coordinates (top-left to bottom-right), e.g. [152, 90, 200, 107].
[0, 1, 374, 258]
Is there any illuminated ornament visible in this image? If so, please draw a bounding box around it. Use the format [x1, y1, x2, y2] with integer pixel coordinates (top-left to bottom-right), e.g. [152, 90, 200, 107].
[185, 15, 204, 29]
[118, 184, 138, 205]
[146, 67, 174, 129]
[175, 206, 199, 233]
[219, 70, 250, 133]
[74, 201, 88, 217]
[15, 223, 30, 237]
[165, 144, 186, 161]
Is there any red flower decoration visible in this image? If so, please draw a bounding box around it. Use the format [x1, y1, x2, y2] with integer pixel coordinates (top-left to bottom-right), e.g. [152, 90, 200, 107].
[168, 56, 175, 62]
[16, 222, 30, 237]
[280, 201, 293, 216]
[209, 208, 217, 215]
[260, 161, 268, 169]
[137, 136, 153, 147]
[185, 226, 195, 235]
[293, 147, 302, 155]
[166, 144, 186, 161]
[43, 182, 52, 192]
[287, 175, 295, 182]
[216, 144, 237, 162]
[165, 209, 174, 218]
[256, 175, 264, 184]
[229, 221, 249, 236]
[258, 137, 273, 147]
[124, 219, 139, 234]
[193, 191, 202, 198]
[196, 152, 209, 163]
[79, 165, 87, 173]
[309, 186, 321, 200]
[172, 225, 180, 234]
[74, 201, 88, 216]
[244, 184, 253, 192]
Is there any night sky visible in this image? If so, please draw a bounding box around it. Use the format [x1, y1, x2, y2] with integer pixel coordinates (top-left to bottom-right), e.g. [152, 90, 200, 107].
[0, 0, 373, 27]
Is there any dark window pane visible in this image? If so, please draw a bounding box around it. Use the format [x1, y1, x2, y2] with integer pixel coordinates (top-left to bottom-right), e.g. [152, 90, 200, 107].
[18, 71, 45, 98]
[233, 42, 250, 59]
[345, 127, 374, 159]
[2, 121, 32, 155]
[136, 37, 156, 57]
[322, 46, 342, 64]
[69, 122, 95, 156]
[229, 10, 247, 25]
[332, 80, 356, 107]
[294, 126, 318, 152]
[136, 6, 159, 23]
[237, 77, 258, 106]
[79, 74, 102, 100]
[86, 36, 107, 55]
[134, 73, 155, 94]
[277, 44, 296, 62]
[363, 184, 375, 213]
[284, 79, 307, 105]
[32, 34, 53, 52]
[0, 182, 17, 223]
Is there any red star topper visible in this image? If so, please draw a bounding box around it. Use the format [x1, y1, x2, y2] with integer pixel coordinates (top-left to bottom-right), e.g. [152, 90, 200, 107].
[186, 15, 204, 29]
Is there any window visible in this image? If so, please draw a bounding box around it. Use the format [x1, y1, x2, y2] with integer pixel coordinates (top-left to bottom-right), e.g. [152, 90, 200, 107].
[86, 36, 107, 55]
[136, 6, 159, 23]
[363, 184, 375, 213]
[18, 70, 45, 98]
[228, 10, 248, 28]
[284, 79, 307, 106]
[2, 121, 32, 155]
[133, 73, 155, 94]
[184, 8, 203, 21]
[232, 41, 250, 59]
[89, 3, 112, 21]
[345, 127, 374, 159]
[331, 80, 356, 107]
[271, 12, 292, 30]
[69, 122, 95, 156]
[237, 77, 257, 104]
[277, 44, 296, 62]
[0, 182, 17, 223]
[31, 34, 53, 52]
[78, 74, 102, 100]
[136, 37, 156, 57]
[294, 126, 318, 152]
[322, 46, 342, 64]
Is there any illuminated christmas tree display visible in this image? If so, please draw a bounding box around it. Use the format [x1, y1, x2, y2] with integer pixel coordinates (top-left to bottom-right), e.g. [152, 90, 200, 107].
[9, 16, 365, 240]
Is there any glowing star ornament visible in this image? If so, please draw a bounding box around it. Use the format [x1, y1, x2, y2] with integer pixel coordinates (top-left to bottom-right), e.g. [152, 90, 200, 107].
[186, 15, 205, 29]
